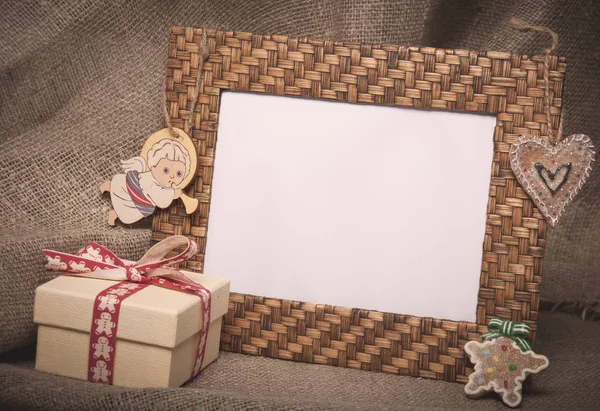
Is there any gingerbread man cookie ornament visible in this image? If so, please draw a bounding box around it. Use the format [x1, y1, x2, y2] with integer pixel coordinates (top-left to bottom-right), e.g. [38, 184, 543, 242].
[464, 337, 549, 407]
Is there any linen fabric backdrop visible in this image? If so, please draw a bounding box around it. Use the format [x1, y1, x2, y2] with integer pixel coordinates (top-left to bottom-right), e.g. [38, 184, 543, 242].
[2, 1, 600, 410]
[1, 0, 599, 356]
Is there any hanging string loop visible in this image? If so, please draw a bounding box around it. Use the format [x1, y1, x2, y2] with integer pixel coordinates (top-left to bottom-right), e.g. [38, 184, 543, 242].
[163, 30, 209, 139]
[510, 17, 560, 144]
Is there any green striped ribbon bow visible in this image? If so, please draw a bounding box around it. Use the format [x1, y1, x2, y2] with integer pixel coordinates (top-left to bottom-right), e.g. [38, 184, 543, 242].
[483, 318, 533, 352]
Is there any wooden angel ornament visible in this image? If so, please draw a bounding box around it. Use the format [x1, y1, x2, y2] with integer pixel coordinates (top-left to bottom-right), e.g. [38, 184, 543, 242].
[100, 128, 198, 226]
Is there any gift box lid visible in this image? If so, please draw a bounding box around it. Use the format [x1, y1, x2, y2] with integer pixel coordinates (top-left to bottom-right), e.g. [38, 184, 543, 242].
[34, 271, 230, 349]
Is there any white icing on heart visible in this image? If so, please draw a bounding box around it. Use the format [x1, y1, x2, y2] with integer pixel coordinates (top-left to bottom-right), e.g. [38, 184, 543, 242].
[510, 134, 595, 227]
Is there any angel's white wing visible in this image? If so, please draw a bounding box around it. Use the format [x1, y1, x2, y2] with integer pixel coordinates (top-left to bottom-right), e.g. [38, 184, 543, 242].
[120, 156, 147, 173]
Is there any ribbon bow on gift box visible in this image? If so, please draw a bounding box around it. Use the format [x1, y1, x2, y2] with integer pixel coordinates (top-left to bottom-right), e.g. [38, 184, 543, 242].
[42, 236, 211, 384]
[44, 235, 201, 284]
[483, 318, 533, 352]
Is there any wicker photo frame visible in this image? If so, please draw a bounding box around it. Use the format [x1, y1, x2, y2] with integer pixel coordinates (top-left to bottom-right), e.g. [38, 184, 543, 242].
[152, 27, 564, 383]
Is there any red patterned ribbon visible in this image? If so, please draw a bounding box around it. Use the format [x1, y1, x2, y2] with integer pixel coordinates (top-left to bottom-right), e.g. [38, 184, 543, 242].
[43, 236, 212, 385]
[88, 280, 149, 383]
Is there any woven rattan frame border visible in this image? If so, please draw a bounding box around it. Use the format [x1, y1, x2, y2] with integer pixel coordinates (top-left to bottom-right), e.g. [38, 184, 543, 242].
[152, 27, 565, 383]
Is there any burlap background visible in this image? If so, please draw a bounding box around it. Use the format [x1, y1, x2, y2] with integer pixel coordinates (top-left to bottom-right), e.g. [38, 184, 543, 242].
[0, 2, 599, 408]
[2, 0, 599, 354]
[1, 311, 599, 410]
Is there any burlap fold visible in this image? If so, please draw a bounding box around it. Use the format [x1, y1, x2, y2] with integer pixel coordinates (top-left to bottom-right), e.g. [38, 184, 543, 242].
[1, 311, 599, 410]
[1, 0, 598, 355]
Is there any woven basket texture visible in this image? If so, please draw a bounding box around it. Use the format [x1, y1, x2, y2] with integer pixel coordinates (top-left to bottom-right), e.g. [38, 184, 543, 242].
[151, 27, 567, 382]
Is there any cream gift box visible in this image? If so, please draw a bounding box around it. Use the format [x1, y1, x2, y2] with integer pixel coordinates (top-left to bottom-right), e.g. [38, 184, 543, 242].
[34, 271, 229, 388]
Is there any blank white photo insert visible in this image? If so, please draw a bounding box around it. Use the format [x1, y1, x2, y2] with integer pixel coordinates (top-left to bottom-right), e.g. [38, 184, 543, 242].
[204, 92, 496, 322]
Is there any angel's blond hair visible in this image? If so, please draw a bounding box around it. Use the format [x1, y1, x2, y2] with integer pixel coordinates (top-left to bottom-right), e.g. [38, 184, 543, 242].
[147, 139, 191, 178]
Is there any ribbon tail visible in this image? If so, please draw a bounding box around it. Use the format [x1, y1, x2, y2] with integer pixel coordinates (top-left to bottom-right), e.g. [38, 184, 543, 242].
[146, 268, 195, 284]
[514, 337, 533, 352]
[43, 249, 121, 274]
[82, 242, 126, 266]
[482, 332, 501, 342]
[165, 270, 201, 285]
[62, 268, 128, 281]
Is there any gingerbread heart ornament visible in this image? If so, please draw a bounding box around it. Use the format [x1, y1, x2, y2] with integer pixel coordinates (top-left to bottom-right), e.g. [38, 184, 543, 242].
[510, 134, 595, 227]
